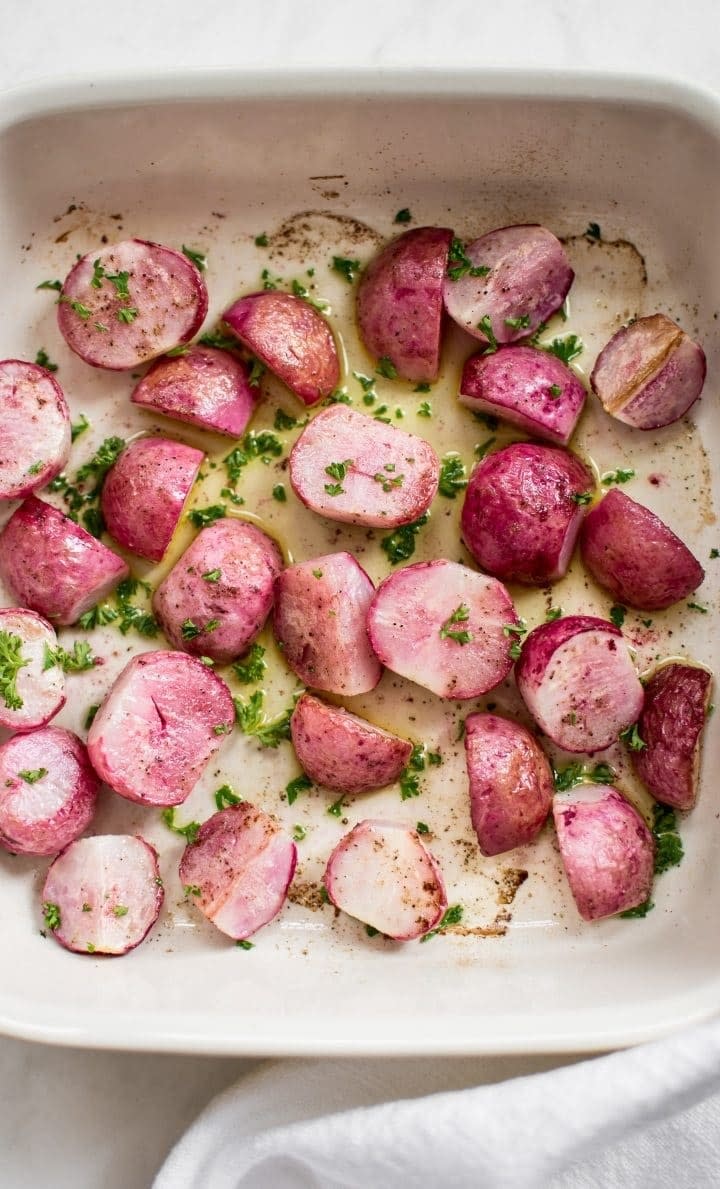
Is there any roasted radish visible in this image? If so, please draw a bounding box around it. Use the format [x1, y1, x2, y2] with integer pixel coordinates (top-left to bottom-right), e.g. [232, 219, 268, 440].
[101, 436, 203, 563]
[290, 692, 412, 794]
[459, 345, 585, 447]
[0, 360, 71, 499]
[0, 609, 65, 732]
[0, 727, 99, 856]
[464, 713, 553, 855]
[131, 345, 257, 437]
[632, 663, 712, 811]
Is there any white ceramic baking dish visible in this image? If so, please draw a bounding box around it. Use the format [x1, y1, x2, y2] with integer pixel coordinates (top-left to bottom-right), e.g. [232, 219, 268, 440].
[0, 71, 718, 1055]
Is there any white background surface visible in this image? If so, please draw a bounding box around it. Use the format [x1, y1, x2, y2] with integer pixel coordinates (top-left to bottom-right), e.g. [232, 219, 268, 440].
[0, 2, 718, 1186]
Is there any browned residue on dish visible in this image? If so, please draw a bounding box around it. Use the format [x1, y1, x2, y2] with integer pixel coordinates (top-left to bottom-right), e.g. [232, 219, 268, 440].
[287, 881, 328, 912]
[496, 867, 529, 905]
[267, 210, 383, 260]
[449, 910, 513, 939]
[562, 232, 648, 287]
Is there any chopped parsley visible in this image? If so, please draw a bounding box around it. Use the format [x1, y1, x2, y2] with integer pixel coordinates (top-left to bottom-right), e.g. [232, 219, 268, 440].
[620, 899, 654, 919]
[546, 607, 562, 621]
[417, 401, 432, 417]
[274, 408, 300, 431]
[42, 902, 61, 931]
[74, 436, 126, 493]
[504, 314, 531, 330]
[610, 604, 627, 629]
[254, 233, 269, 247]
[291, 279, 329, 312]
[503, 620, 527, 660]
[312, 569, 323, 579]
[198, 327, 239, 351]
[571, 491, 593, 506]
[234, 690, 295, 747]
[438, 454, 467, 498]
[416, 821, 430, 835]
[77, 603, 118, 630]
[394, 208, 412, 223]
[37, 279, 62, 291]
[549, 384, 562, 398]
[113, 905, 129, 917]
[27, 461, 43, 476]
[232, 643, 266, 685]
[70, 413, 90, 442]
[687, 602, 708, 613]
[272, 484, 287, 502]
[711, 548, 720, 559]
[447, 238, 490, 282]
[182, 245, 207, 271]
[215, 784, 242, 809]
[420, 904, 463, 942]
[181, 619, 201, 641]
[187, 504, 226, 528]
[331, 256, 361, 283]
[373, 469, 404, 493]
[376, 356, 398, 380]
[202, 569, 222, 584]
[652, 803, 684, 874]
[327, 796, 345, 817]
[585, 222, 602, 241]
[213, 723, 231, 735]
[117, 306, 139, 324]
[42, 640, 96, 673]
[236, 940, 254, 950]
[184, 885, 202, 897]
[476, 315, 498, 352]
[19, 768, 47, 784]
[292, 824, 306, 842]
[84, 704, 100, 729]
[248, 357, 265, 388]
[602, 467, 635, 486]
[35, 347, 58, 372]
[474, 437, 496, 460]
[415, 383, 432, 394]
[619, 722, 646, 751]
[545, 334, 583, 364]
[380, 513, 429, 564]
[553, 761, 615, 791]
[286, 774, 312, 806]
[160, 807, 201, 845]
[224, 432, 283, 485]
[439, 604, 473, 645]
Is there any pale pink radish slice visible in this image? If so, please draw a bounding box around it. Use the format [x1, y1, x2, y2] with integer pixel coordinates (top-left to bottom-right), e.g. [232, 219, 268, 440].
[461, 442, 593, 585]
[57, 240, 208, 371]
[131, 345, 257, 437]
[273, 552, 381, 695]
[0, 360, 71, 499]
[0, 727, 99, 856]
[516, 615, 644, 753]
[323, 819, 447, 940]
[42, 834, 163, 955]
[87, 651, 234, 807]
[290, 692, 412, 794]
[0, 609, 65, 732]
[179, 804, 296, 941]
[632, 663, 712, 811]
[459, 345, 585, 447]
[0, 496, 129, 625]
[356, 226, 453, 382]
[580, 488, 704, 610]
[553, 786, 654, 920]
[289, 405, 439, 528]
[465, 713, 553, 856]
[367, 559, 518, 699]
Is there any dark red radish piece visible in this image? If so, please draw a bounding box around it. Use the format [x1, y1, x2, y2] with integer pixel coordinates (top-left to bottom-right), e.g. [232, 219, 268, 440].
[87, 651, 234, 807]
[553, 786, 654, 920]
[0, 609, 65, 732]
[464, 713, 553, 856]
[516, 615, 644, 753]
[324, 819, 447, 940]
[273, 552, 381, 696]
[461, 442, 593, 586]
[632, 663, 712, 811]
[42, 834, 163, 955]
[131, 345, 257, 437]
[442, 224, 573, 346]
[590, 313, 706, 430]
[57, 239, 208, 371]
[153, 519, 282, 663]
[289, 405, 439, 528]
[100, 436, 203, 563]
[0, 727, 99, 856]
[223, 291, 339, 405]
[0, 360, 71, 499]
[367, 559, 518, 700]
[459, 345, 585, 447]
[0, 497, 129, 626]
[179, 804, 296, 941]
[579, 488, 704, 610]
[290, 692, 412, 795]
[356, 226, 453, 383]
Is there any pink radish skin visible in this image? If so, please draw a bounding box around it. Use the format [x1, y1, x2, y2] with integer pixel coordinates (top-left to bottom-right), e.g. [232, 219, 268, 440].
[57, 240, 208, 371]
[87, 651, 234, 807]
[590, 314, 706, 430]
[461, 442, 593, 586]
[516, 615, 644, 753]
[289, 405, 439, 528]
[179, 805, 296, 941]
[131, 346, 257, 437]
[632, 663, 712, 811]
[464, 713, 554, 856]
[580, 488, 704, 610]
[0, 497, 129, 625]
[290, 692, 412, 795]
[101, 436, 203, 563]
[223, 291, 339, 405]
[0, 360, 71, 499]
[356, 226, 453, 382]
[0, 609, 65, 732]
[42, 835, 163, 955]
[442, 224, 574, 346]
[459, 346, 586, 447]
[324, 819, 448, 940]
[553, 786, 654, 921]
[367, 559, 518, 700]
[0, 727, 99, 856]
[153, 519, 283, 663]
[273, 552, 381, 696]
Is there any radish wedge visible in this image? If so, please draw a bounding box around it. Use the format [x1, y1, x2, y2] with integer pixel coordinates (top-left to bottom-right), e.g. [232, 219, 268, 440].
[101, 436, 203, 563]
[465, 713, 553, 856]
[0, 609, 65, 732]
[0, 727, 99, 856]
[131, 346, 257, 437]
[459, 345, 585, 447]
[632, 663, 712, 811]
[0, 360, 71, 499]
[290, 692, 412, 794]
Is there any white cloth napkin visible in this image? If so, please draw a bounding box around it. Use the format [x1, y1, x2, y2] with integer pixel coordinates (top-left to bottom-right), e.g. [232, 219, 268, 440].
[154, 1018, 720, 1188]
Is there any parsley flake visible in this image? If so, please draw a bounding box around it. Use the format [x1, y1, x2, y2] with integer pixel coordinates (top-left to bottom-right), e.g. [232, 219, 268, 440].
[286, 774, 312, 806]
[19, 768, 47, 784]
[182, 245, 207, 271]
[232, 644, 266, 684]
[420, 904, 463, 942]
[447, 239, 491, 282]
[161, 807, 201, 845]
[619, 722, 646, 751]
[439, 604, 473, 645]
[215, 784, 242, 809]
[380, 513, 429, 564]
[394, 208, 412, 223]
[35, 347, 58, 373]
[545, 335, 583, 364]
[331, 256, 361, 283]
[438, 454, 467, 498]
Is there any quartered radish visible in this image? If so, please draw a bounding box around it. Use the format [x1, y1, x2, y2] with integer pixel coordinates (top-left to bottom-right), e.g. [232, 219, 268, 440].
[0, 360, 71, 499]
[131, 345, 257, 437]
[461, 442, 593, 585]
[179, 805, 296, 941]
[323, 819, 447, 941]
[222, 290, 339, 405]
[459, 345, 585, 447]
[0, 727, 99, 856]
[580, 488, 704, 610]
[515, 615, 644, 753]
[273, 552, 381, 695]
[290, 692, 412, 795]
[100, 436, 204, 563]
[42, 835, 163, 955]
[356, 225, 453, 382]
[464, 713, 553, 856]
[289, 405, 439, 528]
[632, 663, 712, 811]
[57, 240, 208, 370]
[0, 496, 129, 625]
[153, 519, 282, 663]
[553, 786, 654, 921]
[87, 651, 234, 807]
[0, 609, 65, 732]
[366, 559, 518, 699]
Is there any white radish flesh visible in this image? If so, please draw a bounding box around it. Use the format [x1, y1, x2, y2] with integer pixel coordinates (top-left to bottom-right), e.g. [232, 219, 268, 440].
[0, 727, 99, 856]
[0, 609, 65, 732]
[0, 360, 71, 499]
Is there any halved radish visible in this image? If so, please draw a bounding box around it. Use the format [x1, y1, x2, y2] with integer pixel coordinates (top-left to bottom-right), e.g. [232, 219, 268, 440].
[632, 662, 712, 811]
[465, 713, 553, 856]
[131, 345, 257, 437]
[290, 692, 412, 794]
[0, 727, 99, 856]
[0, 360, 71, 499]
[323, 819, 447, 940]
[459, 345, 585, 447]
[0, 609, 65, 732]
[179, 804, 296, 941]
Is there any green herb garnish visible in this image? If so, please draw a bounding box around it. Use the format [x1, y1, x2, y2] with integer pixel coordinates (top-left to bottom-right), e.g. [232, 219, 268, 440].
[447, 238, 490, 282]
[70, 413, 90, 442]
[610, 604, 627, 629]
[438, 454, 467, 498]
[376, 356, 398, 380]
[215, 784, 242, 809]
[161, 807, 201, 845]
[42, 902, 61, 931]
[439, 604, 473, 645]
[602, 467, 635, 486]
[187, 504, 226, 528]
[394, 208, 412, 223]
[476, 315, 498, 352]
[19, 768, 47, 784]
[620, 722, 646, 751]
[42, 640, 96, 673]
[420, 904, 463, 942]
[182, 245, 207, 271]
[545, 334, 583, 364]
[286, 774, 312, 806]
[380, 513, 429, 564]
[35, 348, 58, 372]
[232, 643, 266, 685]
[331, 256, 361, 283]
